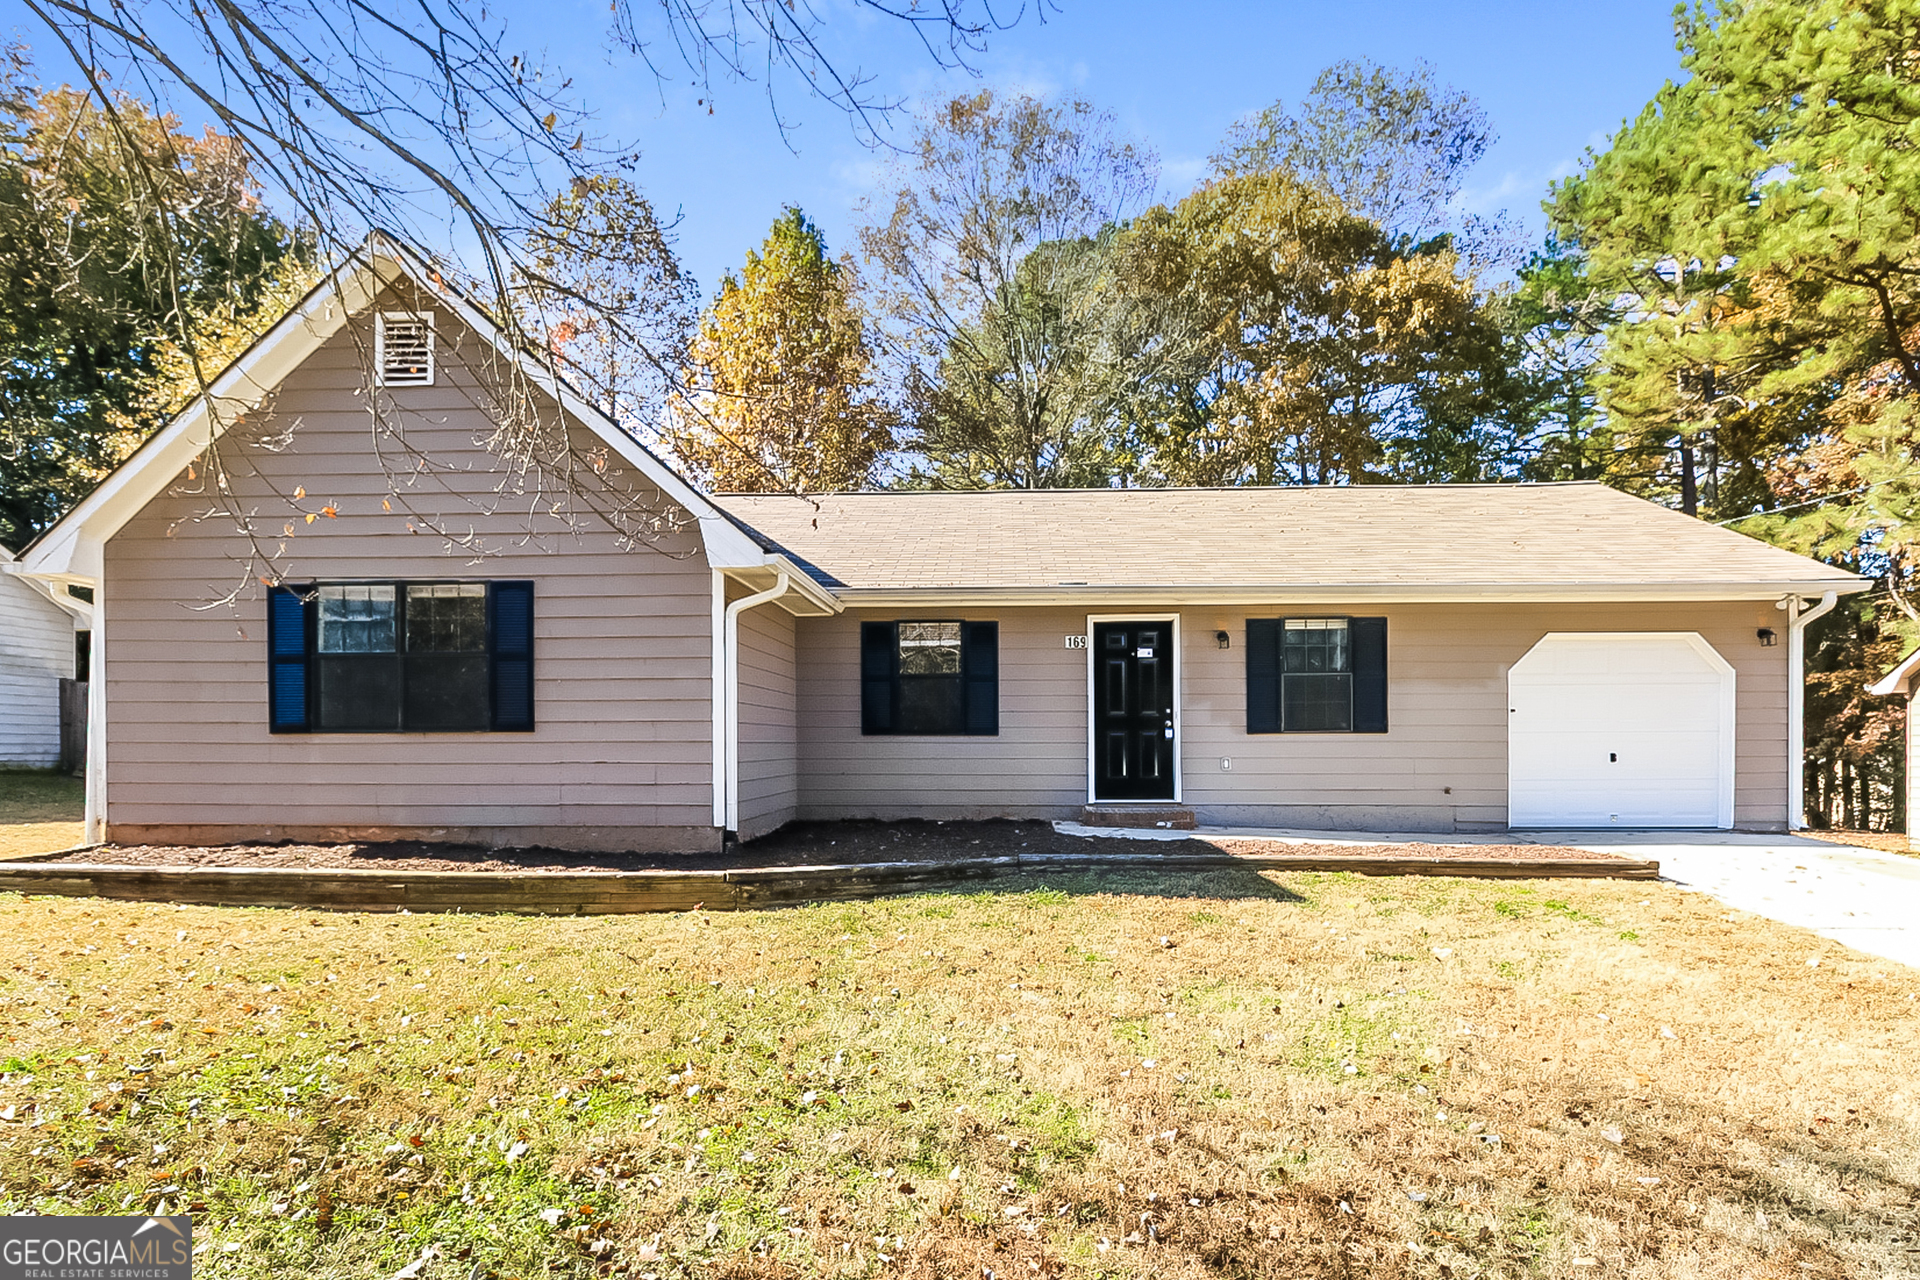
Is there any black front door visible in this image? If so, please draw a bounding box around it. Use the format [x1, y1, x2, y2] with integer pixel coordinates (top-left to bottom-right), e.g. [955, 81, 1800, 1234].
[1093, 622, 1176, 801]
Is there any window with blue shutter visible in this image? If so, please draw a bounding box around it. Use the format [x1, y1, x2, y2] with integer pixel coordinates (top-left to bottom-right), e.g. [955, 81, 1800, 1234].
[267, 580, 534, 733]
[1245, 616, 1387, 734]
[860, 619, 998, 736]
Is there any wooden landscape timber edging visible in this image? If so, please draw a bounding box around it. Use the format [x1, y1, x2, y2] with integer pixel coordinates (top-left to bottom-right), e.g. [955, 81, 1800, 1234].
[0, 849, 1662, 915]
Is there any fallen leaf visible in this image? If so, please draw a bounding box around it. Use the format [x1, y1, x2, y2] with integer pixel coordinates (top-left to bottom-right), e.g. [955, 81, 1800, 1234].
[390, 1246, 436, 1280]
[1600, 1126, 1624, 1145]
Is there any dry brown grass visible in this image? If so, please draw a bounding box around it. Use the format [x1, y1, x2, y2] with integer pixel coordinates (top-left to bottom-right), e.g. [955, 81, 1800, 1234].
[0, 866, 1914, 1279]
[0, 770, 83, 859]
[1801, 829, 1917, 858]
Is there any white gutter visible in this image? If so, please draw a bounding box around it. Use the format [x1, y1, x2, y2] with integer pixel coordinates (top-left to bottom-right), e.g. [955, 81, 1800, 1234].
[1778, 590, 1839, 829]
[826, 580, 1869, 608]
[719, 570, 790, 839]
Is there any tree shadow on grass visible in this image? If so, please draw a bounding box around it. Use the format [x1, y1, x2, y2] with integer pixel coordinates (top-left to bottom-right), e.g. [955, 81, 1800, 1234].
[761, 859, 1312, 911]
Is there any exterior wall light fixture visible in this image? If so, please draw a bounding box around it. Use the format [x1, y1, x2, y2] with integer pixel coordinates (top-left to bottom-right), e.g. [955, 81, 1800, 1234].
[1758, 628, 1778, 647]
[1216, 630, 1231, 650]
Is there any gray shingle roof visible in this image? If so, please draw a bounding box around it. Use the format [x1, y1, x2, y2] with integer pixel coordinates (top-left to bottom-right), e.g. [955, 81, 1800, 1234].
[714, 483, 1865, 599]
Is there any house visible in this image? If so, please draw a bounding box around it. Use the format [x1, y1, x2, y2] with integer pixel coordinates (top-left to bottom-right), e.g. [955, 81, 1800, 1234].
[0, 544, 89, 769]
[1865, 648, 1919, 840]
[10, 235, 1869, 850]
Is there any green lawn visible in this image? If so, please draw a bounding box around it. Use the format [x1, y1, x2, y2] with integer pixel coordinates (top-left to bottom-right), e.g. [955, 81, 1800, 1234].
[0, 866, 1913, 1278]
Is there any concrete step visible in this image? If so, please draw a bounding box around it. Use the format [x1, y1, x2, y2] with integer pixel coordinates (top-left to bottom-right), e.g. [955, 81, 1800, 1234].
[1079, 804, 1198, 831]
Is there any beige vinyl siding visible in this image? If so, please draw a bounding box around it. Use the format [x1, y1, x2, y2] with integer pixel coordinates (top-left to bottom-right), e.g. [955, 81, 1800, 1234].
[0, 574, 78, 767]
[795, 600, 1790, 831]
[1181, 601, 1786, 831]
[102, 291, 719, 851]
[796, 607, 1092, 821]
[735, 601, 797, 841]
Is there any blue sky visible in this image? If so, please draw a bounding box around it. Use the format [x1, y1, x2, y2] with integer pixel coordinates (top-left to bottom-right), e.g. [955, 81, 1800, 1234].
[8, 0, 1688, 295]
[549, 0, 1688, 296]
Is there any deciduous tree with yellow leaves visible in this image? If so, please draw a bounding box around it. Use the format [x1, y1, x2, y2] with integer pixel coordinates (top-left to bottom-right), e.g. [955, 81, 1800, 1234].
[670, 207, 893, 492]
[1110, 170, 1502, 486]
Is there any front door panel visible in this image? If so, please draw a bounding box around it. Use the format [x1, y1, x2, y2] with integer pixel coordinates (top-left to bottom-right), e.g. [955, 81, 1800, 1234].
[1093, 622, 1176, 800]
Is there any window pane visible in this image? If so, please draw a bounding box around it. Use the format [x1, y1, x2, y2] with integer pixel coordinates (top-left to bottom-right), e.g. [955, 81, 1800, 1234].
[1283, 618, 1349, 674]
[898, 677, 964, 734]
[1283, 672, 1353, 732]
[318, 585, 396, 653]
[407, 583, 487, 653]
[898, 621, 962, 675]
[315, 655, 402, 730]
[405, 654, 490, 731]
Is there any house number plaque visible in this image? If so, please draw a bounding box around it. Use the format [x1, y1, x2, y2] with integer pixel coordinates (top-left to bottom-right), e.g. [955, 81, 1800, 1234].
[1064, 634, 1088, 649]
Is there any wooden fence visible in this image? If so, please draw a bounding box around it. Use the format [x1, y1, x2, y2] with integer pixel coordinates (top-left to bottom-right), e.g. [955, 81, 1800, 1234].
[58, 678, 87, 776]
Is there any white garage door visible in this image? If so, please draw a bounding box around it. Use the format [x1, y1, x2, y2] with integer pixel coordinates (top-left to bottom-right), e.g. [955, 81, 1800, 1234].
[1509, 632, 1735, 829]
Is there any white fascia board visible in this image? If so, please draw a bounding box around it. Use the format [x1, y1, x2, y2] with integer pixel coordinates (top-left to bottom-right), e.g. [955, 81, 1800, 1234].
[367, 234, 760, 561]
[1868, 646, 1920, 697]
[825, 580, 1872, 608]
[16, 259, 375, 584]
[718, 558, 841, 616]
[0, 551, 87, 620]
[766, 558, 840, 615]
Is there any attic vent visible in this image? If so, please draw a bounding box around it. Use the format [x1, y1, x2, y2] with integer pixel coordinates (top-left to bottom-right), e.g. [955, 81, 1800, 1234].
[376, 311, 434, 387]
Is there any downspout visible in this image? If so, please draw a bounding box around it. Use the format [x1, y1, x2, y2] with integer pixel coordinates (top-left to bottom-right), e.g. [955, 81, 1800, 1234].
[721, 571, 790, 840]
[85, 578, 105, 845]
[1777, 590, 1838, 830]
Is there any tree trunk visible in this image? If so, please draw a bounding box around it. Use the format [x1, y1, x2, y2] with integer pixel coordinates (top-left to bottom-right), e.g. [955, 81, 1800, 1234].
[1678, 438, 1698, 517]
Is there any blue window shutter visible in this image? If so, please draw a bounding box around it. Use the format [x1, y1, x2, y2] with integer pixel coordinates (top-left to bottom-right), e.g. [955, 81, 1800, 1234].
[490, 581, 535, 731]
[267, 586, 310, 731]
[1245, 619, 1281, 734]
[860, 622, 895, 734]
[1352, 616, 1388, 733]
[963, 621, 998, 736]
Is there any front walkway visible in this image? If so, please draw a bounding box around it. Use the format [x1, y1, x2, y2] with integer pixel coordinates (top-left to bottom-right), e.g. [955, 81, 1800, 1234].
[1054, 822, 1920, 971]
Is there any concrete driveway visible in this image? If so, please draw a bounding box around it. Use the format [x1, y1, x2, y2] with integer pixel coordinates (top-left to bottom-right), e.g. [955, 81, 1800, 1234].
[1522, 830, 1920, 971]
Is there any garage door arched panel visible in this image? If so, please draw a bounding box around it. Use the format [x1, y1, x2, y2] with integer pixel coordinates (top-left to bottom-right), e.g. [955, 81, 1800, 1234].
[1508, 632, 1735, 829]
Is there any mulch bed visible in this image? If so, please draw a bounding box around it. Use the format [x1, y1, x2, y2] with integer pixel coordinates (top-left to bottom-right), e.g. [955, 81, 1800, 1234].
[36, 818, 1631, 872]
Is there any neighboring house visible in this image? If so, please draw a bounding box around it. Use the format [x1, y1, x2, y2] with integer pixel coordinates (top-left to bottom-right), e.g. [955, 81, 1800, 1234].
[12, 235, 1870, 850]
[0, 544, 88, 768]
[1866, 648, 1920, 840]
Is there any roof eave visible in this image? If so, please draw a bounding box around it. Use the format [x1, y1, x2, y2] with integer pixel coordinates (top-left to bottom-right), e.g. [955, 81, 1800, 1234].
[1868, 644, 1920, 697]
[821, 579, 1872, 608]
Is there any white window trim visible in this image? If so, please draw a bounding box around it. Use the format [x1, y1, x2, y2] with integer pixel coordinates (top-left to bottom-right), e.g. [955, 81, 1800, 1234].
[1084, 612, 1183, 806]
[375, 310, 435, 387]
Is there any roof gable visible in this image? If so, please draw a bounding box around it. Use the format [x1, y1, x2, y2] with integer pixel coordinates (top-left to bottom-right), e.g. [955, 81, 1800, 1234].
[16, 232, 768, 583]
